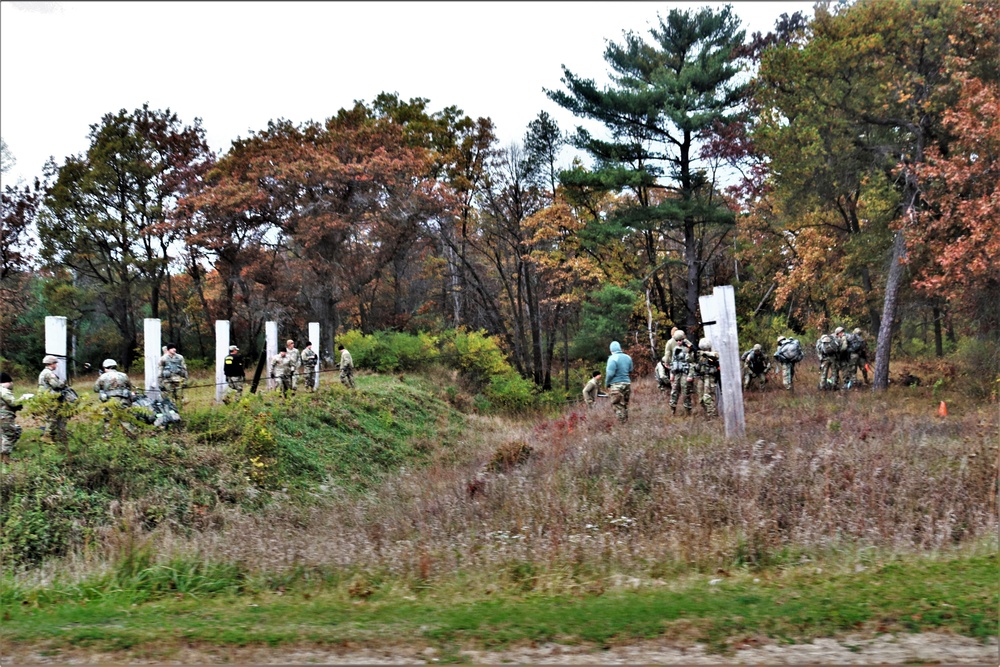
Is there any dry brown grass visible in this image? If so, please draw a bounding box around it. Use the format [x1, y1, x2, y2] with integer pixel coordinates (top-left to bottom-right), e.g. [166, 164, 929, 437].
[138, 369, 998, 588]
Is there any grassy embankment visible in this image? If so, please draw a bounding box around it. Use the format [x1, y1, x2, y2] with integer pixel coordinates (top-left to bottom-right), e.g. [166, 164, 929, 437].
[1, 360, 997, 657]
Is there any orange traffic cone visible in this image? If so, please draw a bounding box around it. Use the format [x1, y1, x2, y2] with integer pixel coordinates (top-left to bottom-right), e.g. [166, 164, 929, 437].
[937, 401, 948, 417]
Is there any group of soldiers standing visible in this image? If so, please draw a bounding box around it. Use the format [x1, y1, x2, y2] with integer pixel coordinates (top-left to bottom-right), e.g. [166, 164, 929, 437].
[265, 340, 354, 397]
[657, 327, 721, 418]
[582, 324, 872, 426]
[0, 336, 360, 462]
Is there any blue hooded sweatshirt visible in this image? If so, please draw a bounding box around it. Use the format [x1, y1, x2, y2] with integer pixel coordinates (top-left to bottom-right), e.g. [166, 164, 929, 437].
[605, 341, 633, 386]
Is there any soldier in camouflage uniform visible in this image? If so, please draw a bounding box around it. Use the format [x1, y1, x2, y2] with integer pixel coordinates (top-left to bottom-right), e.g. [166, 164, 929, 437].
[159, 344, 189, 404]
[695, 338, 721, 418]
[741, 344, 769, 391]
[669, 332, 696, 415]
[300, 341, 319, 392]
[773, 336, 803, 391]
[38, 354, 68, 442]
[338, 344, 355, 389]
[284, 340, 301, 392]
[1, 372, 24, 464]
[847, 328, 869, 386]
[605, 341, 633, 424]
[94, 359, 136, 437]
[94, 359, 134, 407]
[662, 328, 683, 384]
[816, 328, 847, 391]
[270, 349, 295, 396]
[223, 345, 245, 400]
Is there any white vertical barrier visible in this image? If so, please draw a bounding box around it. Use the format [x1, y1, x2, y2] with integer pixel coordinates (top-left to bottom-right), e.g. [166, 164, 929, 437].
[698, 294, 723, 416]
[713, 285, 746, 439]
[44, 316, 68, 382]
[265, 321, 278, 391]
[144, 318, 161, 399]
[215, 320, 230, 403]
[308, 322, 320, 390]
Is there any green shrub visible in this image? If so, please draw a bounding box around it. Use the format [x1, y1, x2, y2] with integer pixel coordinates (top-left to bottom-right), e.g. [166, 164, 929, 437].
[953, 336, 1000, 400]
[336, 330, 439, 372]
[439, 329, 512, 387]
[485, 372, 537, 412]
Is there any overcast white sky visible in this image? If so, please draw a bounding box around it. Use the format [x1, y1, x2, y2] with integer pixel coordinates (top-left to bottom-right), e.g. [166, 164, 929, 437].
[1, 1, 814, 186]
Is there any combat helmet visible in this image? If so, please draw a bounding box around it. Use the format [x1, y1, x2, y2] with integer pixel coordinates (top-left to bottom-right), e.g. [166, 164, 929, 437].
[42, 354, 58, 364]
[699, 338, 712, 351]
[102, 359, 117, 369]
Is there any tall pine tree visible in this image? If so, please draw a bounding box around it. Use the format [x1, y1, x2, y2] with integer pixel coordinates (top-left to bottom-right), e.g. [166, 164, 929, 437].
[547, 5, 747, 328]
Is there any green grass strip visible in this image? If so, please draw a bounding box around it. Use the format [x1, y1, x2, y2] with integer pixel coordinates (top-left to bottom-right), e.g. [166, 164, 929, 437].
[2, 553, 995, 653]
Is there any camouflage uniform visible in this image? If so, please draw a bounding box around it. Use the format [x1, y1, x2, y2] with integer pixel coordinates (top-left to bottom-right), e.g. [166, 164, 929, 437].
[773, 337, 802, 391]
[38, 365, 68, 442]
[741, 346, 768, 391]
[669, 340, 696, 414]
[270, 352, 295, 395]
[94, 369, 134, 407]
[816, 334, 846, 391]
[1, 384, 23, 457]
[285, 343, 301, 391]
[94, 367, 135, 436]
[695, 347, 720, 418]
[654, 360, 670, 393]
[845, 330, 869, 387]
[339, 348, 355, 389]
[582, 377, 600, 407]
[300, 346, 318, 392]
[159, 352, 189, 404]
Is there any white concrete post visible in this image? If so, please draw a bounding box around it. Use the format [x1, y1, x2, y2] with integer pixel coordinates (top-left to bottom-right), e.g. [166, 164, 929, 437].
[44, 316, 68, 383]
[713, 285, 746, 439]
[308, 322, 320, 390]
[215, 320, 230, 403]
[698, 294, 723, 416]
[144, 318, 161, 399]
[265, 321, 278, 391]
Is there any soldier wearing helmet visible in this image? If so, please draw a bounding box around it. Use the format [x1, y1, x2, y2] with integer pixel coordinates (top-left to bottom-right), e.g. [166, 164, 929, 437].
[773, 335, 803, 391]
[693, 338, 721, 418]
[38, 354, 68, 443]
[741, 343, 770, 392]
[660, 327, 683, 394]
[843, 328, 869, 387]
[94, 359, 135, 437]
[667, 329, 696, 415]
[94, 359, 134, 407]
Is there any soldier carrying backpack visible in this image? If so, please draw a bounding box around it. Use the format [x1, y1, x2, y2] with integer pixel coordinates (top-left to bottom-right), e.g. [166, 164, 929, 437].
[773, 335, 803, 391]
[844, 328, 869, 387]
[817, 327, 848, 390]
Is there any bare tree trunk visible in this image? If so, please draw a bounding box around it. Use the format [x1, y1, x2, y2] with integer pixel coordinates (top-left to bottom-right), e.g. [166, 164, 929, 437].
[872, 229, 906, 390]
[932, 304, 944, 357]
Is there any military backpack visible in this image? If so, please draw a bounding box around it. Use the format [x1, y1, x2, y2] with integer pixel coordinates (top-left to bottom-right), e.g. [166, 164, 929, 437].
[775, 338, 804, 363]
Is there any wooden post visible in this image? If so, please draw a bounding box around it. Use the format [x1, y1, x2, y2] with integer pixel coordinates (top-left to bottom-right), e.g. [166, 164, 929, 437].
[265, 321, 277, 391]
[144, 318, 161, 399]
[308, 322, 320, 390]
[215, 320, 230, 403]
[713, 285, 746, 439]
[44, 316, 68, 383]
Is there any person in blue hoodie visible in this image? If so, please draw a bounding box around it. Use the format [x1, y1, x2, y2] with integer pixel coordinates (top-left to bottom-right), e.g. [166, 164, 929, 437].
[605, 341, 634, 424]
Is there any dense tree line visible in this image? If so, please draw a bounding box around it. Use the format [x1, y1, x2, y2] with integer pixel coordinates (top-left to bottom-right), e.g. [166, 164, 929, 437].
[2, 0, 997, 391]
